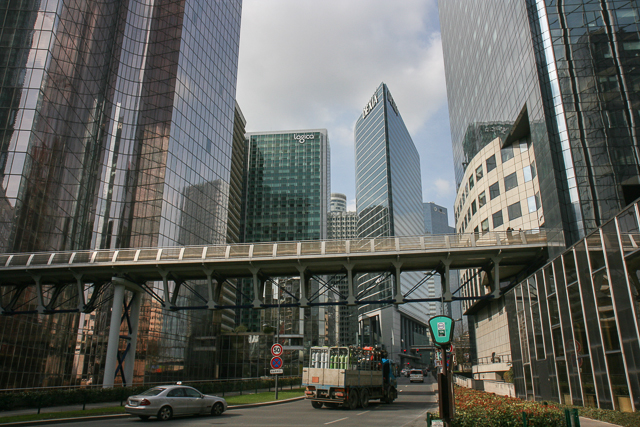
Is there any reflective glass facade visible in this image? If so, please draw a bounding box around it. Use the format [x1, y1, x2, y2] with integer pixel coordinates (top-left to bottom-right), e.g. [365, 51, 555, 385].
[0, 0, 242, 387]
[354, 83, 433, 360]
[440, 0, 640, 247]
[240, 130, 331, 361]
[508, 200, 640, 411]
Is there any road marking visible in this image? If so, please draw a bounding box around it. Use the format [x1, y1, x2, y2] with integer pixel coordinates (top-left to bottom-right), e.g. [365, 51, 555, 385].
[325, 417, 349, 425]
[357, 411, 370, 415]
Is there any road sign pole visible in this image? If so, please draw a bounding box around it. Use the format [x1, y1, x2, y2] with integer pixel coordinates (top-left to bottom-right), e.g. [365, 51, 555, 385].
[275, 294, 280, 401]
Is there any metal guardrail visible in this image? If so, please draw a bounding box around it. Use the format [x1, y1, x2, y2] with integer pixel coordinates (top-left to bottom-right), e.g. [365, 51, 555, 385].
[0, 230, 551, 269]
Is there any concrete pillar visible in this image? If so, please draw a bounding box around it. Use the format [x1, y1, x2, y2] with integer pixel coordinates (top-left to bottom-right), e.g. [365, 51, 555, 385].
[491, 256, 502, 299]
[103, 283, 125, 388]
[72, 272, 85, 312]
[345, 262, 356, 306]
[32, 275, 45, 314]
[297, 266, 310, 308]
[159, 269, 170, 309]
[123, 291, 142, 386]
[441, 259, 453, 302]
[250, 267, 263, 308]
[392, 261, 404, 304]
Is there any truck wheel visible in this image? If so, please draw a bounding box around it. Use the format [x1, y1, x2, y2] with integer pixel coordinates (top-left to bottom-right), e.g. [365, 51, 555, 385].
[347, 389, 359, 410]
[311, 401, 323, 409]
[360, 389, 369, 408]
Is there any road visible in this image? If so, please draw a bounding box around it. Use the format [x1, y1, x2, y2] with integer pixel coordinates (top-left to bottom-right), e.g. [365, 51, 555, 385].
[76, 376, 437, 427]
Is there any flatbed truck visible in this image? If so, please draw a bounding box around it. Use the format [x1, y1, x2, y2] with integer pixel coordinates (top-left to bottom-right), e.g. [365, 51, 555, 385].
[302, 346, 397, 409]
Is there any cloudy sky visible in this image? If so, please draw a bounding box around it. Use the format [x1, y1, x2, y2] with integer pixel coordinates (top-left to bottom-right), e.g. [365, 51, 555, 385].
[236, 0, 455, 225]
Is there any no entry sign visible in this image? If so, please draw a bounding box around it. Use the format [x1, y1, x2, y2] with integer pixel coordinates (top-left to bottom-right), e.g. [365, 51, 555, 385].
[270, 356, 283, 370]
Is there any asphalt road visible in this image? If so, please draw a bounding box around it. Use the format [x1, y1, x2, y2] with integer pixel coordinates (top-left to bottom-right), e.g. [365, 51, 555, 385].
[76, 376, 437, 427]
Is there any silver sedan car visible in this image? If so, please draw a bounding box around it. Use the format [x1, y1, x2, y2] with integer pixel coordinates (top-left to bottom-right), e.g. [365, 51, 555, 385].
[125, 384, 227, 421]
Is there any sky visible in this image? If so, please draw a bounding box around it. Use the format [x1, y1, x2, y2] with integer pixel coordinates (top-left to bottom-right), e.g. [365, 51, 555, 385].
[236, 0, 456, 226]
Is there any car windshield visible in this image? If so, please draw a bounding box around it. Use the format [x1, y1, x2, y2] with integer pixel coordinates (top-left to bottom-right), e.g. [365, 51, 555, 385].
[139, 387, 165, 396]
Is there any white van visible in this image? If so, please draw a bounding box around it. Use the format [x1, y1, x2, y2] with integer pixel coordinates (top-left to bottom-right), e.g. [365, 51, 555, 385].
[409, 369, 424, 383]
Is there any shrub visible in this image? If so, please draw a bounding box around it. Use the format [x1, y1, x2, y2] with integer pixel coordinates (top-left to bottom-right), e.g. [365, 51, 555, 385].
[452, 387, 565, 427]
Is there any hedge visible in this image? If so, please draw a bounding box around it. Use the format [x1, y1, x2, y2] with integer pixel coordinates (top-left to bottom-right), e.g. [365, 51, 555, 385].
[0, 377, 301, 412]
[450, 387, 566, 427]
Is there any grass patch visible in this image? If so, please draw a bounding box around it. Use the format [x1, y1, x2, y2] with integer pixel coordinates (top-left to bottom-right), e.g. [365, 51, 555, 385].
[563, 405, 640, 427]
[226, 388, 305, 405]
[0, 406, 125, 424]
[0, 389, 305, 424]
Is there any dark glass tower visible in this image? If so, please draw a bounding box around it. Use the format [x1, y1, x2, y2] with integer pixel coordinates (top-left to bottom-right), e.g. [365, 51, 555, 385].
[0, 0, 242, 388]
[440, 0, 640, 247]
[354, 83, 432, 363]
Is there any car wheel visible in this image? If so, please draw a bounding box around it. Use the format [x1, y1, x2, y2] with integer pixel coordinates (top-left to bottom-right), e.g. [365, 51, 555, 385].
[138, 415, 150, 421]
[211, 402, 224, 416]
[360, 389, 369, 408]
[311, 401, 323, 409]
[157, 405, 173, 421]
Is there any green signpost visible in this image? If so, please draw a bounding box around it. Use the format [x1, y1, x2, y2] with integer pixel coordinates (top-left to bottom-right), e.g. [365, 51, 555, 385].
[427, 315, 455, 427]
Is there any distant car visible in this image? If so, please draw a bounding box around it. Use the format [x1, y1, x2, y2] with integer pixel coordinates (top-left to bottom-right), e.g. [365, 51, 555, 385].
[409, 369, 424, 383]
[125, 384, 227, 421]
[400, 368, 408, 377]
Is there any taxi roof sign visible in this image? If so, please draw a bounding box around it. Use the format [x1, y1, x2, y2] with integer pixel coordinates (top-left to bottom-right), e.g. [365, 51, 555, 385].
[428, 315, 455, 347]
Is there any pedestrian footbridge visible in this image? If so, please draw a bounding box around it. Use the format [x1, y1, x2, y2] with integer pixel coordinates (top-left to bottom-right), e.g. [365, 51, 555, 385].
[0, 229, 557, 387]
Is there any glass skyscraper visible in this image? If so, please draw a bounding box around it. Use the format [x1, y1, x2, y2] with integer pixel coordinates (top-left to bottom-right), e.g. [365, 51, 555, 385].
[354, 83, 432, 365]
[0, 0, 242, 388]
[240, 129, 331, 367]
[439, 0, 640, 410]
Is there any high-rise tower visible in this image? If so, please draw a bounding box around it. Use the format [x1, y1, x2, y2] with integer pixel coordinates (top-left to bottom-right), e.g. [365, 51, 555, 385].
[0, 0, 242, 388]
[354, 83, 431, 365]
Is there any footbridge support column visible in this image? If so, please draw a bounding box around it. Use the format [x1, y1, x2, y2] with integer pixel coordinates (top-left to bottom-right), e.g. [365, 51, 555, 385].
[250, 267, 264, 309]
[103, 277, 143, 388]
[440, 259, 452, 317]
[491, 256, 502, 299]
[297, 266, 310, 308]
[392, 261, 404, 304]
[344, 262, 356, 306]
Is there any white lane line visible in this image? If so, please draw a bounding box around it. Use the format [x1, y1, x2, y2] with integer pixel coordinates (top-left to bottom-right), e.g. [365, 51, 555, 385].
[325, 417, 349, 425]
[357, 411, 370, 415]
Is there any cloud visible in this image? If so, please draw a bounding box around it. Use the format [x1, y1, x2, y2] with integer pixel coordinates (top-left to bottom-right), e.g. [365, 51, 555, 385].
[236, 0, 452, 206]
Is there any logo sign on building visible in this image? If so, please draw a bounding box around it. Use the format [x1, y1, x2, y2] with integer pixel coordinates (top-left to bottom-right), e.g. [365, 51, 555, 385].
[271, 343, 283, 357]
[362, 92, 378, 119]
[293, 133, 314, 144]
[428, 315, 455, 347]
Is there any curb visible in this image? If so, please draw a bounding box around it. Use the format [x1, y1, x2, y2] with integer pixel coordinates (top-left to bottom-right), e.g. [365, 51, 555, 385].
[0, 396, 306, 426]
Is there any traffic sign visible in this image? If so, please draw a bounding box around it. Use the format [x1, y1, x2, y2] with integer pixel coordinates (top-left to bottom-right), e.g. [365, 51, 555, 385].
[271, 343, 283, 357]
[270, 369, 283, 375]
[270, 356, 283, 370]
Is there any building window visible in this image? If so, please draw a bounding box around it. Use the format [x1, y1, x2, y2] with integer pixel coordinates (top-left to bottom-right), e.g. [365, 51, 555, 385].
[531, 161, 536, 179]
[471, 200, 477, 215]
[479, 191, 486, 208]
[469, 174, 474, 190]
[527, 196, 537, 213]
[481, 218, 489, 234]
[535, 192, 541, 210]
[501, 146, 514, 163]
[489, 182, 500, 200]
[504, 172, 518, 191]
[486, 155, 496, 172]
[492, 210, 503, 228]
[523, 165, 532, 182]
[476, 164, 483, 182]
[508, 201, 522, 220]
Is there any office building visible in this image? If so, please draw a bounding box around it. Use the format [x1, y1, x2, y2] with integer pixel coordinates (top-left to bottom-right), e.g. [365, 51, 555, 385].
[423, 202, 457, 318]
[0, 0, 242, 388]
[330, 193, 347, 213]
[439, 0, 640, 409]
[328, 193, 358, 345]
[354, 83, 432, 366]
[239, 129, 330, 371]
